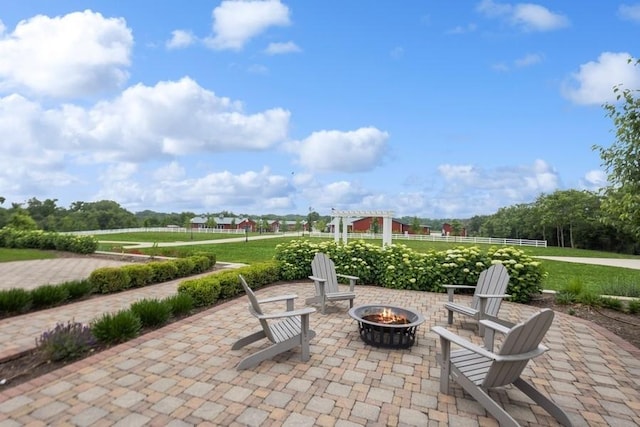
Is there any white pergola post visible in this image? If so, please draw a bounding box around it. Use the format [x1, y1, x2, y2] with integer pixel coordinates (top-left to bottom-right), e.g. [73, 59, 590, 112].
[331, 210, 394, 247]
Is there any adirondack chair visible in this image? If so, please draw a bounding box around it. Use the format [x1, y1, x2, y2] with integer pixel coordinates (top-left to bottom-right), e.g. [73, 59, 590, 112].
[432, 309, 573, 427]
[443, 263, 510, 334]
[232, 275, 316, 370]
[306, 252, 359, 314]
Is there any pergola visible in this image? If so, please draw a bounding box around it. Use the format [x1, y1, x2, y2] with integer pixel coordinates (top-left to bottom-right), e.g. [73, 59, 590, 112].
[331, 209, 394, 246]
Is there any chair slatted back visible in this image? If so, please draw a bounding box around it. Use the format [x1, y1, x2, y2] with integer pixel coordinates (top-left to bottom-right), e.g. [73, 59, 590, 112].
[239, 275, 275, 342]
[483, 309, 554, 389]
[471, 263, 510, 317]
[311, 253, 339, 293]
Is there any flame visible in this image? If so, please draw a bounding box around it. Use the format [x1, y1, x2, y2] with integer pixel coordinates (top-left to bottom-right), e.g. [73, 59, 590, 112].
[377, 308, 407, 324]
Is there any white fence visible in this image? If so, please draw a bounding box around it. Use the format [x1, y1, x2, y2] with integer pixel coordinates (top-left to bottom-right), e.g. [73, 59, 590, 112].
[309, 232, 547, 247]
[69, 227, 547, 247]
[69, 227, 246, 236]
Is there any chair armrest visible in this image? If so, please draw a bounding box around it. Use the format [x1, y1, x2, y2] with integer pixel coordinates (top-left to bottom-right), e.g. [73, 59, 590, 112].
[443, 284, 475, 301]
[432, 326, 547, 362]
[476, 294, 510, 299]
[336, 273, 359, 281]
[308, 275, 326, 283]
[257, 294, 297, 304]
[442, 285, 475, 290]
[480, 319, 512, 335]
[336, 273, 359, 291]
[256, 307, 316, 320]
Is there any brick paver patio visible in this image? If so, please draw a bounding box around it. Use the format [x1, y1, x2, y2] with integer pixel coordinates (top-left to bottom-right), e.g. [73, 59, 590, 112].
[0, 259, 639, 425]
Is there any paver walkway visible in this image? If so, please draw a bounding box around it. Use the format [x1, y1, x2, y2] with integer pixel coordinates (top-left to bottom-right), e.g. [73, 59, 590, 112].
[1, 257, 639, 426]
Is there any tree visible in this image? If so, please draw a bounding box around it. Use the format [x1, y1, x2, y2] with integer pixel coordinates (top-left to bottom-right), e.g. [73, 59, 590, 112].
[410, 217, 421, 234]
[7, 211, 38, 230]
[593, 57, 640, 241]
[371, 217, 380, 233]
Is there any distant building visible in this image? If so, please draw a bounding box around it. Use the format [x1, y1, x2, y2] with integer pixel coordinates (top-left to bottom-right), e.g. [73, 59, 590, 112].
[328, 216, 430, 235]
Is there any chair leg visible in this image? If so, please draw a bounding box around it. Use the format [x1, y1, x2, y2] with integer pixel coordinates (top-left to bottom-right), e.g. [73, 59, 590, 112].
[454, 373, 520, 427]
[447, 309, 453, 325]
[439, 336, 451, 394]
[232, 330, 266, 350]
[514, 378, 573, 426]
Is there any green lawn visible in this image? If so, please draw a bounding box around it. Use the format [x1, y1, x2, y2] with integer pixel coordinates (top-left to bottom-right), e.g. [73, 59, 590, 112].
[0, 248, 58, 262]
[94, 231, 247, 242]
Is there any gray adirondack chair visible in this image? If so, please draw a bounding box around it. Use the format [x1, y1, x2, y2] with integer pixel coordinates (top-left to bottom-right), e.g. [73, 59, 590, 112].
[443, 263, 510, 334]
[306, 252, 358, 314]
[232, 275, 316, 370]
[432, 309, 573, 427]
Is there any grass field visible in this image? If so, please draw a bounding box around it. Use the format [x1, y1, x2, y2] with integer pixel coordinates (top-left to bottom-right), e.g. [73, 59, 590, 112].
[0, 248, 58, 262]
[94, 231, 246, 242]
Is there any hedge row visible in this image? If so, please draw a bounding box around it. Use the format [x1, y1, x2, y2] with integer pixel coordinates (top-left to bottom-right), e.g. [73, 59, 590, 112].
[89, 253, 216, 294]
[0, 252, 216, 316]
[178, 261, 280, 307]
[274, 240, 545, 303]
[0, 228, 98, 254]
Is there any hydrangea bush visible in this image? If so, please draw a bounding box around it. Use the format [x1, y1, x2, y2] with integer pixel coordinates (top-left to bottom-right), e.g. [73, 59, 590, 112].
[274, 240, 545, 302]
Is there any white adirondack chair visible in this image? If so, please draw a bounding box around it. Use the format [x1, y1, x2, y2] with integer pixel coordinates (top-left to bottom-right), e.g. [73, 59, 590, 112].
[232, 275, 316, 370]
[306, 252, 358, 314]
[432, 309, 573, 427]
[444, 263, 510, 334]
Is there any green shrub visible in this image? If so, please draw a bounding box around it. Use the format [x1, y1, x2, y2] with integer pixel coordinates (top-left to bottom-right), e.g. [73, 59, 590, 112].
[600, 297, 623, 311]
[163, 293, 194, 317]
[274, 240, 545, 303]
[173, 258, 196, 277]
[190, 255, 214, 273]
[36, 321, 96, 361]
[91, 310, 142, 344]
[554, 291, 576, 305]
[30, 284, 69, 309]
[0, 228, 97, 253]
[189, 251, 216, 266]
[130, 298, 172, 327]
[563, 277, 585, 295]
[61, 280, 94, 299]
[628, 299, 640, 314]
[148, 261, 179, 282]
[120, 264, 154, 288]
[177, 278, 221, 307]
[89, 267, 131, 293]
[577, 289, 602, 307]
[0, 288, 32, 314]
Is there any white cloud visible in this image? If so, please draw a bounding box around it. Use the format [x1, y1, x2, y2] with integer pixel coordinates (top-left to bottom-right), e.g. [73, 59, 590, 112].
[619, 4, 640, 22]
[265, 41, 301, 55]
[166, 30, 196, 49]
[562, 52, 640, 105]
[96, 166, 296, 212]
[515, 53, 542, 67]
[67, 77, 290, 162]
[581, 170, 607, 190]
[0, 78, 291, 203]
[437, 159, 559, 202]
[0, 10, 132, 98]
[289, 127, 389, 173]
[477, 0, 569, 32]
[205, 0, 291, 50]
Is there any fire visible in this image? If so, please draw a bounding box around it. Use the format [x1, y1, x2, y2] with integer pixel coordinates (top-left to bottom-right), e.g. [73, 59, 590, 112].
[369, 308, 408, 325]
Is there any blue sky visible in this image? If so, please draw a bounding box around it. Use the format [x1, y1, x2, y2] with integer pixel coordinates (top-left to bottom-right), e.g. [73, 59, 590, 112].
[1, 1, 639, 219]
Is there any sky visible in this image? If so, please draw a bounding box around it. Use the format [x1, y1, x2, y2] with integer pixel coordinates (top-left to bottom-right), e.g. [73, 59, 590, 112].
[1, 1, 639, 219]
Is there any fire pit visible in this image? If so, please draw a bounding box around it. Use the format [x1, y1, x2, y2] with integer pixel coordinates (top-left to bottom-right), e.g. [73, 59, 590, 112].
[348, 305, 425, 349]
